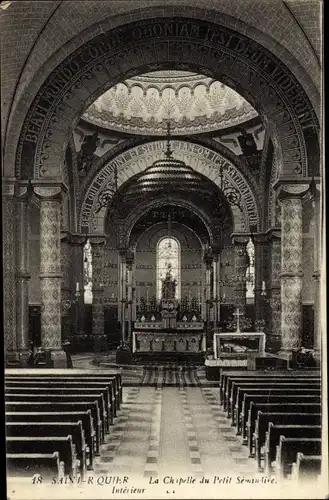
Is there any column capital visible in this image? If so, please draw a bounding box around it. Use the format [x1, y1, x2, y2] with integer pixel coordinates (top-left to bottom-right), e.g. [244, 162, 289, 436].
[14, 180, 33, 200]
[252, 232, 268, 245]
[265, 227, 281, 241]
[89, 234, 107, 246]
[60, 232, 88, 246]
[204, 249, 214, 268]
[276, 183, 310, 202]
[231, 233, 251, 246]
[31, 180, 68, 201]
[2, 177, 17, 197]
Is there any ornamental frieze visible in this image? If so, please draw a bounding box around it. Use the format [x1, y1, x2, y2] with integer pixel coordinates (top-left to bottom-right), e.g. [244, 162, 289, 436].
[16, 18, 318, 181]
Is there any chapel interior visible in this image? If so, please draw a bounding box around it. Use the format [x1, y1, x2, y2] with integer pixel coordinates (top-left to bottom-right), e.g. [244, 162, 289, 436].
[2, 1, 326, 497]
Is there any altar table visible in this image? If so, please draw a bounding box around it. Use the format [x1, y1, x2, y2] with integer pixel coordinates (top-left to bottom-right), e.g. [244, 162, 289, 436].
[132, 331, 206, 354]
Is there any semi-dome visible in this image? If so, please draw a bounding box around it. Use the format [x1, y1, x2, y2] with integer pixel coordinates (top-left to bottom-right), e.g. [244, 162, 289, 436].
[122, 134, 215, 199]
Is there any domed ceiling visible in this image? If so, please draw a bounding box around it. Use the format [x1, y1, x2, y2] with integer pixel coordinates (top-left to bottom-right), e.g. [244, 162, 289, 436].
[82, 71, 258, 135]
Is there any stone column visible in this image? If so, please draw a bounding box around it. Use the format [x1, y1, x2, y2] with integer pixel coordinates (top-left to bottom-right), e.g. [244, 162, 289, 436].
[70, 235, 85, 335]
[311, 187, 321, 362]
[33, 182, 67, 367]
[3, 179, 17, 358]
[204, 250, 213, 343]
[60, 233, 74, 342]
[278, 184, 309, 355]
[253, 234, 267, 323]
[90, 237, 106, 352]
[266, 229, 281, 352]
[232, 234, 249, 316]
[118, 250, 128, 343]
[126, 250, 134, 344]
[15, 182, 31, 365]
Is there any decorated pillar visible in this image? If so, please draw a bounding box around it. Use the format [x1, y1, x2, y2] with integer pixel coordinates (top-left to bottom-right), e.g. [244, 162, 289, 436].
[126, 250, 134, 344]
[70, 235, 85, 335]
[60, 233, 74, 342]
[3, 179, 17, 358]
[204, 249, 213, 342]
[90, 236, 106, 352]
[15, 182, 31, 364]
[311, 183, 321, 361]
[266, 229, 281, 351]
[278, 184, 309, 354]
[33, 182, 67, 367]
[232, 234, 249, 317]
[118, 249, 128, 343]
[253, 233, 267, 324]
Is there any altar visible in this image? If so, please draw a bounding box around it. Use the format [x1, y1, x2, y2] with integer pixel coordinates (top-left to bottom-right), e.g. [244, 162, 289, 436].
[132, 330, 206, 354]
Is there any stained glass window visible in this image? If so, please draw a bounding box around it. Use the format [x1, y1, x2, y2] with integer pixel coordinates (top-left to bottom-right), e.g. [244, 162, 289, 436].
[246, 237, 255, 301]
[84, 239, 93, 304]
[157, 237, 181, 300]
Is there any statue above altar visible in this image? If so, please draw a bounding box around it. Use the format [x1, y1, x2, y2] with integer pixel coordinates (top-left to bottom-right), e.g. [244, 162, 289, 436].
[161, 264, 177, 301]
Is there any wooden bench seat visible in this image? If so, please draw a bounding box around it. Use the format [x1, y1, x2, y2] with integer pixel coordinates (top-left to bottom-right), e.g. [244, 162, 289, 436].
[6, 386, 114, 426]
[223, 376, 320, 411]
[263, 425, 321, 472]
[232, 385, 320, 424]
[5, 401, 102, 455]
[276, 437, 321, 479]
[254, 412, 321, 471]
[6, 411, 95, 468]
[6, 380, 117, 420]
[240, 395, 321, 439]
[6, 436, 77, 478]
[291, 453, 322, 482]
[246, 402, 321, 456]
[6, 421, 88, 478]
[5, 392, 107, 440]
[219, 370, 320, 405]
[6, 452, 62, 480]
[5, 370, 123, 406]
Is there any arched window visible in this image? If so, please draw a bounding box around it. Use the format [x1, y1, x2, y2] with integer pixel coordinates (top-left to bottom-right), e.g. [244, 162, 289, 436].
[246, 238, 255, 302]
[83, 239, 93, 304]
[157, 237, 181, 300]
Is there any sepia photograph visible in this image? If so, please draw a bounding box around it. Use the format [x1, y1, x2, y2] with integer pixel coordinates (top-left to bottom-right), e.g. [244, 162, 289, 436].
[1, 0, 327, 499]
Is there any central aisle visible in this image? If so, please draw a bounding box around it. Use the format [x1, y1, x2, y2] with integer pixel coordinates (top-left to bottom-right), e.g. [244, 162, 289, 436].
[95, 386, 258, 478]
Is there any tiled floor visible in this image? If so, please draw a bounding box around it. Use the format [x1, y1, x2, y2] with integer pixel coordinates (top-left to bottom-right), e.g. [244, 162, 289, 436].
[94, 386, 259, 479]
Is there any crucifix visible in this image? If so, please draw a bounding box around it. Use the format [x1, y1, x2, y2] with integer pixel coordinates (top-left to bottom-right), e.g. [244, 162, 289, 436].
[233, 308, 243, 333]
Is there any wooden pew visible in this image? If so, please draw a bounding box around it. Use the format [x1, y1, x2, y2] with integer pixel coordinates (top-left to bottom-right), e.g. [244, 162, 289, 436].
[240, 395, 321, 439]
[5, 401, 102, 455]
[246, 402, 321, 456]
[232, 384, 320, 424]
[263, 425, 321, 472]
[6, 452, 63, 480]
[6, 436, 77, 478]
[6, 386, 113, 427]
[6, 380, 117, 420]
[6, 411, 94, 468]
[223, 375, 320, 410]
[255, 412, 321, 472]
[291, 453, 322, 482]
[219, 370, 320, 406]
[276, 437, 321, 479]
[5, 393, 107, 441]
[6, 421, 87, 478]
[5, 369, 123, 407]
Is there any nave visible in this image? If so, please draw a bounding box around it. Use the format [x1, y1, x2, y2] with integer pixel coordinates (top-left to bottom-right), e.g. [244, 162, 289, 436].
[6, 361, 323, 500]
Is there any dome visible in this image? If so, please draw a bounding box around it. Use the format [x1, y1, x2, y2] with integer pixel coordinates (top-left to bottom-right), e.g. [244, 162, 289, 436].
[82, 70, 258, 135]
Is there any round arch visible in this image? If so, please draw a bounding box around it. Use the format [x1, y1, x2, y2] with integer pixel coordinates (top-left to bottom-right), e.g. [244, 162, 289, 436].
[14, 16, 319, 184]
[79, 140, 258, 234]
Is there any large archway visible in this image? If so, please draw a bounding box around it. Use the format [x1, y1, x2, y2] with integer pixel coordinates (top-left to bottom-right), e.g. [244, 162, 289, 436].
[16, 17, 319, 182]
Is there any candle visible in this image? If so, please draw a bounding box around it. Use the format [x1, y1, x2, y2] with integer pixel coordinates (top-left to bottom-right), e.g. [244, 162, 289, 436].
[76, 282, 80, 292]
[262, 280, 266, 291]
